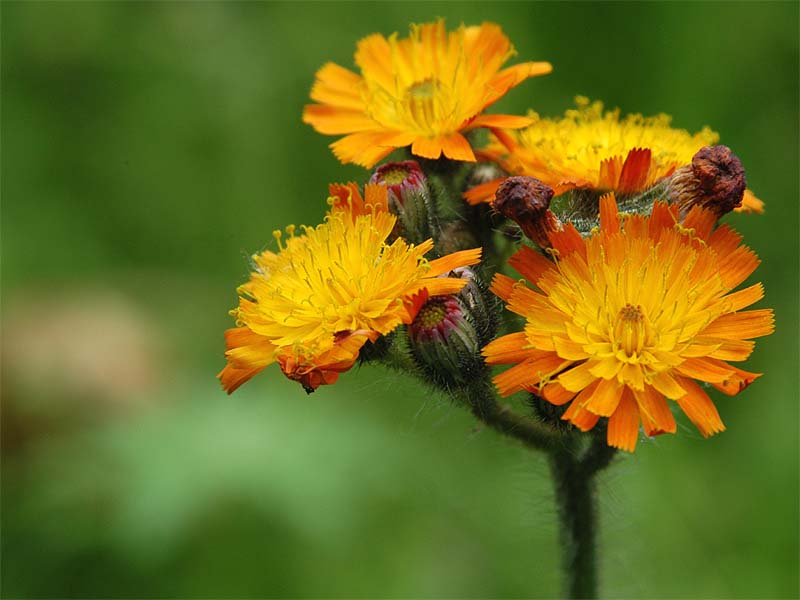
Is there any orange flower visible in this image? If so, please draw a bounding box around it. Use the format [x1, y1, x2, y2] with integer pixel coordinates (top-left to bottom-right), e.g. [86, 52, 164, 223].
[483, 193, 773, 451]
[466, 98, 764, 214]
[303, 20, 551, 168]
[218, 183, 481, 393]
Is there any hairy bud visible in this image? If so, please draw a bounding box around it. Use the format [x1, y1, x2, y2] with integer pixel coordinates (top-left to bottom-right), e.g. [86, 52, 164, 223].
[408, 268, 495, 388]
[370, 160, 434, 244]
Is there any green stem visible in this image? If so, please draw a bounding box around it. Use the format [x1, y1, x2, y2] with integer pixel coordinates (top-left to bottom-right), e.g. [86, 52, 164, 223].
[549, 440, 616, 600]
[458, 378, 558, 453]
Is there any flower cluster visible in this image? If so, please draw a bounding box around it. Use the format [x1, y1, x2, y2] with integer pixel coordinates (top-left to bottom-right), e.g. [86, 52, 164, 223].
[220, 20, 773, 452]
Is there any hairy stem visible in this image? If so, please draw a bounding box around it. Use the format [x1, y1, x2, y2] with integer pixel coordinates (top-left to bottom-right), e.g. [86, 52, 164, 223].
[457, 378, 559, 452]
[550, 447, 605, 599]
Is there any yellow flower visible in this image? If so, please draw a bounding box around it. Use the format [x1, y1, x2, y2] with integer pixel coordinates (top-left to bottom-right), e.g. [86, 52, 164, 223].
[218, 183, 481, 393]
[302, 20, 551, 168]
[483, 193, 773, 451]
[467, 98, 764, 214]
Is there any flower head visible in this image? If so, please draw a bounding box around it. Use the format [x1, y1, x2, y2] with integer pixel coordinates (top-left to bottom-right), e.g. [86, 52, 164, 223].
[303, 20, 552, 167]
[218, 183, 481, 393]
[484, 193, 773, 451]
[466, 97, 764, 213]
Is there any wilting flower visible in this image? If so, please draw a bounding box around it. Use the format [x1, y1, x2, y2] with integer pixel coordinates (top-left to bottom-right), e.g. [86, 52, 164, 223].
[466, 97, 764, 213]
[218, 183, 481, 393]
[303, 20, 551, 167]
[483, 193, 773, 451]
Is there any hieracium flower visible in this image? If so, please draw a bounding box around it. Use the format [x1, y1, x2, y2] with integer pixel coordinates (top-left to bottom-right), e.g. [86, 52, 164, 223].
[303, 20, 551, 167]
[218, 183, 481, 393]
[466, 97, 764, 214]
[483, 193, 774, 451]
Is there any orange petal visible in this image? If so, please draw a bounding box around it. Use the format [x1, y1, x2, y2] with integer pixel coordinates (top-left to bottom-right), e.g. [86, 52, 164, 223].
[482, 332, 538, 365]
[508, 245, 554, 285]
[558, 361, 597, 393]
[440, 133, 476, 162]
[722, 283, 765, 312]
[716, 245, 761, 290]
[676, 357, 735, 383]
[607, 389, 640, 452]
[582, 377, 623, 416]
[540, 381, 577, 406]
[483, 61, 552, 108]
[649, 202, 679, 237]
[302, 105, 376, 135]
[674, 377, 725, 437]
[735, 189, 765, 214]
[649, 371, 687, 400]
[354, 33, 396, 93]
[218, 327, 276, 394]
[467, 114, 534, 130]
[599, 155, 623, 189]
[218, 364, 267, 395]
[427, 248, 482, 276]
[277, 331, 369, 392]
[548, 223, 586, 259]
[633, 385, 677, 435]
[489, 273, 518, 302]
[617, 148, 652, 194]
[711, 365, 762, 396]
[681, 205, 717, 242]
[308, 62, 364, 110]
[493, 61, 553, 87]
[562, 380, 601, 431]
[598, 193, 619, 234]
[330, 131, 397, 168]
[411, 136, 445, 160]
[464, 178, 503, 205]
[701, 309, 774, 340]
[493, 353, 569, 397]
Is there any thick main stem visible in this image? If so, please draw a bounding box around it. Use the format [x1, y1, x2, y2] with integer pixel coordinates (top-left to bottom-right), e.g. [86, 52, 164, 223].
[550, 449, 599, 599]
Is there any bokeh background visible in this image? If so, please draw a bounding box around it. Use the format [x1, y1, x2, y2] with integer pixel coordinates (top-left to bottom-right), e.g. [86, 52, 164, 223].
[3, 2, 798, 598]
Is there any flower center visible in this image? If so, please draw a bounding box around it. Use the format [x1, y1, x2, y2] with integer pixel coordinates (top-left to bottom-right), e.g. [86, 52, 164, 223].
[406, 79, 438, 100]
[417, 298, 449, 329]
[380, 167, 411, 185]
[403, 79, 444, 134]
[613, 303, 649, 357]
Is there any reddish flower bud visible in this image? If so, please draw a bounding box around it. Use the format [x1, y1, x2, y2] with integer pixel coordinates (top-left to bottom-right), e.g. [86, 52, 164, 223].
[407, 267, 493, 387]
[369, 160, 433, 244]
[493, 176, 562, 248]
[665, 145, 746, 217]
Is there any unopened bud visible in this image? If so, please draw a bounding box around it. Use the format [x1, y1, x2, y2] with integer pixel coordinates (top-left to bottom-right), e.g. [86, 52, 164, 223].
[408, 294, 481, 387]
[408, 268, 495, 388]
[665, 145, 746, 217]
[493, 176, 561, 248]
[370, 160, 433, 244]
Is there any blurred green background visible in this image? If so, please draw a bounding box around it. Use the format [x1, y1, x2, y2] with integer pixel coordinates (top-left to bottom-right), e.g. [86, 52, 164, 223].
[3, 2, 798, 598]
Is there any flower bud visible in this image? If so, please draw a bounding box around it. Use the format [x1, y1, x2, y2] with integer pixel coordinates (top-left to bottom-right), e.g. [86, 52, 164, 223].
[493, 176, 562, 248]
[370, 160, 434, 244]
[407, 268, 495, 388]
[665, 145, 746, 217]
